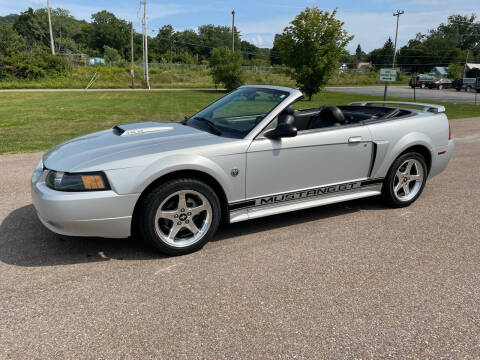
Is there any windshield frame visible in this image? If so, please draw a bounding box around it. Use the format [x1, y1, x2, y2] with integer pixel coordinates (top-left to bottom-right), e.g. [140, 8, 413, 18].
[185, 86, 301, 139]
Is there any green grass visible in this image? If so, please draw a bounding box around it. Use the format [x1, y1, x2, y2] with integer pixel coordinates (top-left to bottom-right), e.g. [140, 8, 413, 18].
[0, 90, 477, 154]
[0, 65, 408, 89]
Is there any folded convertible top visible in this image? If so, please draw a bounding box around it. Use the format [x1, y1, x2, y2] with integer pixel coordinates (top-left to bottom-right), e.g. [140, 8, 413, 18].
[348, 101, 446, 114]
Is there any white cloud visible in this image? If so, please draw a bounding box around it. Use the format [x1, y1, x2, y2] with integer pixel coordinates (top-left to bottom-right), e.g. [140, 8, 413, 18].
[238, 6, 478, 52]
[338, 9, 475, 52]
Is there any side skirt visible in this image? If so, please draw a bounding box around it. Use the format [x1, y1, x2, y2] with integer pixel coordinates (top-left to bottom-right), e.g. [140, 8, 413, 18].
[229, 179, 383, 223]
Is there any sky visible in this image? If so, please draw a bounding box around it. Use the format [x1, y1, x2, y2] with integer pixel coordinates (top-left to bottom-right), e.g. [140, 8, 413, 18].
[1, 0, 478, 52]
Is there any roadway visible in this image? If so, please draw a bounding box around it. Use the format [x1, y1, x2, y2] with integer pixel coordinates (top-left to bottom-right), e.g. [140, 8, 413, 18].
[326, 85, 480, 104]
[1, 117, 479, 359]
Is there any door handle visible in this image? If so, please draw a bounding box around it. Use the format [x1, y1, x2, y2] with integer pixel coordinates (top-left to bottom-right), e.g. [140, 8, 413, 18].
[348, 136, 363, 143]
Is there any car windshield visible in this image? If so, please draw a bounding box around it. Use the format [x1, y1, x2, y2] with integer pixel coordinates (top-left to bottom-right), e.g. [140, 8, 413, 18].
[185, 87, 289, 138]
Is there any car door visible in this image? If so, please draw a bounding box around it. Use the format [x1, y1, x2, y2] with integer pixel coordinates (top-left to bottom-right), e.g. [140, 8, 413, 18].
[245, 124, 373, 199]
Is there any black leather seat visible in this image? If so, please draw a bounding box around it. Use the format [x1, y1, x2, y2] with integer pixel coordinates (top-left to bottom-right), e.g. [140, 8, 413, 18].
[310, 106, 346, 128]
[293, 107, 322, 131]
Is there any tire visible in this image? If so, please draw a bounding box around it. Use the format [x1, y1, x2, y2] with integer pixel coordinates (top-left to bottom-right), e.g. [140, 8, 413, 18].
[455, 88, 461, 92]
[136, 178, 221, 255]
[382, 152, 428, 208]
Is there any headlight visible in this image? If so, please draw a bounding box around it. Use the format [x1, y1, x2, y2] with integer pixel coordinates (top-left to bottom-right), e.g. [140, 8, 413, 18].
[45, 170, 111, 192]
[32, 159, 44, 183]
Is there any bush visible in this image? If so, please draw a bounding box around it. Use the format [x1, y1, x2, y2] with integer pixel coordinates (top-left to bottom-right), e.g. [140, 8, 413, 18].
[209, 47, 244, 91]
[103, 45, 122, 65]
[0, 25, 26, 57]
[0, 52, 68, 80]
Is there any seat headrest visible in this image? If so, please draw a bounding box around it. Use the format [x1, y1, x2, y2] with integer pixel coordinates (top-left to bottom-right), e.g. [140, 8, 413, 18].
[319, 106, 345, 124]
[282, 105, 295, 115]
[278, 114, 295, 125]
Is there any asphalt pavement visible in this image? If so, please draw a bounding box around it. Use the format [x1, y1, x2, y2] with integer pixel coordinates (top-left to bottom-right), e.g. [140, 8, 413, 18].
[1, 118, 479, 359]
[326, 85, 480, 104]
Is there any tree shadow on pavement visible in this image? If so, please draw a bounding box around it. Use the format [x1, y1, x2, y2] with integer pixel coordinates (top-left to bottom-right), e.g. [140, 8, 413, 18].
[0, 198, 386, 267]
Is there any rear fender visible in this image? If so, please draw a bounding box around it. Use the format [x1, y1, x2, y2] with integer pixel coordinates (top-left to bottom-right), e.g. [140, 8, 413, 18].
[371, 132, 433, 179]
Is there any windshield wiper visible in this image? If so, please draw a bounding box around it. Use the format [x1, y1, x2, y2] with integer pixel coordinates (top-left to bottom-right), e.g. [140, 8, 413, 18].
[193, 117, 222, 136]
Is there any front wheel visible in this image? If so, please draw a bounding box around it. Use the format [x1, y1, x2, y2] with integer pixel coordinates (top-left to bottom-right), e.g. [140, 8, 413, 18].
[136, 178, 221, 255]
[382, 152, 428, 208]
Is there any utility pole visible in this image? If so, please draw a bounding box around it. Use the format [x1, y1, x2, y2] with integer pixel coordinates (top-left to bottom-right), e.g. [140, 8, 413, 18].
[47, 0, 55, 55]
[130, 22, 135, 89]
[231, 10, 235, 52]
[141, 0, 150, 89]
[384, 10, 404, 101]
[392, 10, 404, 69]
[463, 49, 470, 79]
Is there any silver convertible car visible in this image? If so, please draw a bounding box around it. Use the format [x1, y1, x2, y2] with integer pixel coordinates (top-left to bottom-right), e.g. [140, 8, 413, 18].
[32, 85, 454, 255]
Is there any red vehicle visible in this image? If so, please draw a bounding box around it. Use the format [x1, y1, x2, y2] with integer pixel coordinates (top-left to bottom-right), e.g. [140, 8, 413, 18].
[428, 78, 452, 90]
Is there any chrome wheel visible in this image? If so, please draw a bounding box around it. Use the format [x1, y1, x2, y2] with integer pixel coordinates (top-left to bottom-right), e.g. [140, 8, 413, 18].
[393, 159, 424, 202]
[154, 190, 212, 248]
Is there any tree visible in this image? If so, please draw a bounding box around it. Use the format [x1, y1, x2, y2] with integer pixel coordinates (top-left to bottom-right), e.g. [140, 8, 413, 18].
[0, 14, 19, 27]
[155, 24, 176, 56]
[35, 8, 85, 54]
[270, 34, 283, 65]
[209, 47, 244, 91]
[447, 63, 463, 79]
[355, 44, 364, 60]
[276, 7, 353, 100]
[89, 11, 130, 58]
[367, 38, 395, 70]
[432, 14, 480, 52]
[13, 8, 45, 52]
[0, 25, 25, 57]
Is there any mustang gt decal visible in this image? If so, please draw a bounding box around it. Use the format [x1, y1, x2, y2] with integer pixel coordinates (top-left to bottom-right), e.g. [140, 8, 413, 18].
[257, 181, 362, 206]
[228, 179, 386, 212]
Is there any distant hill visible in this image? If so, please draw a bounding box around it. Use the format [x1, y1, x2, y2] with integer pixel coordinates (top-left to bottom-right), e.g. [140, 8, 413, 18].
[0, 14, 19, 27]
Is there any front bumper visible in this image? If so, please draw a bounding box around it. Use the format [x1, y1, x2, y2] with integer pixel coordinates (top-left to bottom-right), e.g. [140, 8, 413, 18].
[31, 179, 140, 239]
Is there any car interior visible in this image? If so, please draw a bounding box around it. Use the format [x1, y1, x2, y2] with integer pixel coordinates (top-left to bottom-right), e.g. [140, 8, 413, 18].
[273, 104, 411, 133]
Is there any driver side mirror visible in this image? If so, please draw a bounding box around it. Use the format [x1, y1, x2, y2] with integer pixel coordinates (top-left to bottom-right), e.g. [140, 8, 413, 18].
[264, 122, 298, 139]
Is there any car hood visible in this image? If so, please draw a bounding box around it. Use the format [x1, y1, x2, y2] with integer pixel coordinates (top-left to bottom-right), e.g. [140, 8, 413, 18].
[43, 122, 234, 172]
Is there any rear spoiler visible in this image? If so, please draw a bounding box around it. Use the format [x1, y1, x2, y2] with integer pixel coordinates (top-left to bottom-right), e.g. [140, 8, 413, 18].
[348, 101, 445, 114]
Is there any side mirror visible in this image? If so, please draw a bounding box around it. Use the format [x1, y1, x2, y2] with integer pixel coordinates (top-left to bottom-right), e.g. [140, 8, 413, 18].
[264, 122, 297, 139]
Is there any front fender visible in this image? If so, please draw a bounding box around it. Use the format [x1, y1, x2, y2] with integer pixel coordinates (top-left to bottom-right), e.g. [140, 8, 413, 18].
[372, 132, 434, 179]
[105, 152, 244, 203]
[134, 153, 234, 196]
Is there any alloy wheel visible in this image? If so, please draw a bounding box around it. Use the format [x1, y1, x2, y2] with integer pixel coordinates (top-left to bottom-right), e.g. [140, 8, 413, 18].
[154, 190, 212, 248]
[392, 159, 424, 202]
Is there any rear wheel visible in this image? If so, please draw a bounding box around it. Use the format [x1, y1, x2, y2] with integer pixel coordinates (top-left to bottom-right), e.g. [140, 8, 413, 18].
[136, 178, 221, 255]
[382, 152, 428, 208]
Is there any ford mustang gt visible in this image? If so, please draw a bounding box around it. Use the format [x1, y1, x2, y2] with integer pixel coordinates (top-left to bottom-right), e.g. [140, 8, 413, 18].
[32, 85, 454, 255]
